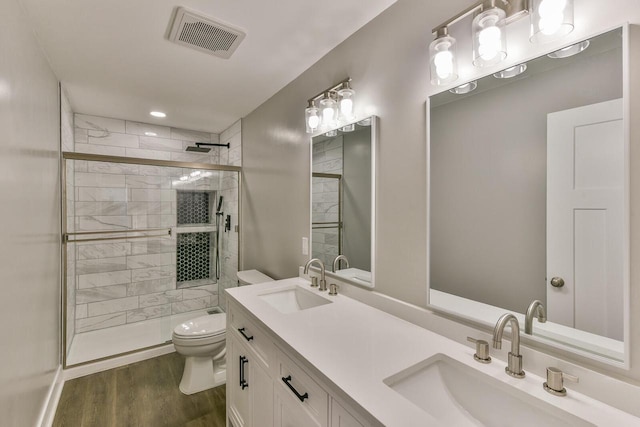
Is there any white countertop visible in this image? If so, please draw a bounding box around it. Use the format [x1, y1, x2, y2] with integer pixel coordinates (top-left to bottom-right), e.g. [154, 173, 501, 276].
[226, 277, 639, 427]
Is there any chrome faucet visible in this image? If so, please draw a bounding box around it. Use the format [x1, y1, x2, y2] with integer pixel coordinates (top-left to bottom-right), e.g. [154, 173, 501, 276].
[332, 255, 350, 272]
[525, 300, 547, 335]
[492, 313, 525, 378]
[303, 258, 327, 291]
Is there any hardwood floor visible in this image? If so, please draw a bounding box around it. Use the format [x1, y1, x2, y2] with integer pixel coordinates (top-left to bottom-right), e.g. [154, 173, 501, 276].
[53, 352, 226, 427]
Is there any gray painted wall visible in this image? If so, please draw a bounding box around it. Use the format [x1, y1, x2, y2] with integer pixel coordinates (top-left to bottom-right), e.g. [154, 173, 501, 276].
[430, 47, 622, 312]
[343, 128, 372, 271]
[241, 0, 471, 303]
[0, 0, 61, 424]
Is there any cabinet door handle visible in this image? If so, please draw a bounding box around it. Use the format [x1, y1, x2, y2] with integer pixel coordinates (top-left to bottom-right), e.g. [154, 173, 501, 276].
[281, 375, 309, 402]
[239, 356, 248, 389]
[238, 327, 254, 341]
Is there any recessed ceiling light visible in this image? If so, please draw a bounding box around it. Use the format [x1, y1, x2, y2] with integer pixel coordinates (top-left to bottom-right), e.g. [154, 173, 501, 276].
[449, 81, 478, 94]
[144, 131, 158, 137]
[547, 40, 590, 59]
[493, 64, 527, 79]
[150, 111, 166, 118]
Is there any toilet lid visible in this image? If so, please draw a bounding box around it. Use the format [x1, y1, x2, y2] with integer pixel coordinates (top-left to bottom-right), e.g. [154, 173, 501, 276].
[173, 313, 226, 338]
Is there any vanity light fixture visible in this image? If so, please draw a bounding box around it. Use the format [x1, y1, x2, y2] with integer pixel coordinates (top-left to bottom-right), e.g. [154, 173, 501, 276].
[547, 39, 589, 58]
[449, 81, 478, 94]
[325, 129, 338, 137]
[304, 78, 355, 134]
[493, 63, 527, 78]
[150, 111, 166, 118]
[429, 0, 575, 86]
[341, 124, 355, 132]
[356, 117, 372, 127]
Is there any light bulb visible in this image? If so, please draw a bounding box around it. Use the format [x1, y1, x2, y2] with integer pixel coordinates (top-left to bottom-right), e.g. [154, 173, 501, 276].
[478, 26, 502, 60]
[340, 98, 353, 117]
[434, 51, 454, 78]
[308, 115, 320, 129]
[530, 0, 574, 43]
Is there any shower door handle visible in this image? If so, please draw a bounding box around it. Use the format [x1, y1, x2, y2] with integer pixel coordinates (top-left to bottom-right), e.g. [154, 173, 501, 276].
[239, 356, 248, 389]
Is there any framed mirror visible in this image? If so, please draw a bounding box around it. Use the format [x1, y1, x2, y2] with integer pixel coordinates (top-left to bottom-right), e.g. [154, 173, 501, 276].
[427, 27, 629, 366]
[310, 116, 377, 288]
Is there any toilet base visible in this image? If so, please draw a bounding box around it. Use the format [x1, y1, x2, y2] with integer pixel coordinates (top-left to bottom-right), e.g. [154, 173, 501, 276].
[179, 356, 226, 395]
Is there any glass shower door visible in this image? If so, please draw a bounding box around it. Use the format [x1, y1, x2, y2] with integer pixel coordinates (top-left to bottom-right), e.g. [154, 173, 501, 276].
[63, 154, 239, 367]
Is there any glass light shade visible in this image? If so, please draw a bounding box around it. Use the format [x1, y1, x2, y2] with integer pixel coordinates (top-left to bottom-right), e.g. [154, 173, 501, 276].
[493, 63, 527, 79]
[305, 105, 320, 133]
[472, 8, 507, 68]
[319, 96, 338, 129]
[429, 34, 458, 86]
[449, 81, 478, 94]
[530, 0, 574, 43]
[547, 40, 589, 58]
[338, 88, 356, 121]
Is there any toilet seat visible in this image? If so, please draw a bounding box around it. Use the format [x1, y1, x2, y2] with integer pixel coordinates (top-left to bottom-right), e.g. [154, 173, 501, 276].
[173, 313, 226, 339]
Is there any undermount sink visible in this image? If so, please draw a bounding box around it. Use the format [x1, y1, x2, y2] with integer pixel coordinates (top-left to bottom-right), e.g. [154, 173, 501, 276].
[258, 286, 332, 314]
[383, 354, 594, 427]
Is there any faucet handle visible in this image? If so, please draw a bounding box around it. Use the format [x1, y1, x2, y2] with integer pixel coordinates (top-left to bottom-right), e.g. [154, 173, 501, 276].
[544, 367, 579, 396]
[467, 337, 491, 364]
[310, 276, 319, 287]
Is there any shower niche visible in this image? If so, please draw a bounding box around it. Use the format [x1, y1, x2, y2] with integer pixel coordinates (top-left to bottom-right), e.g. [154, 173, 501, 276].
[176, 190, 222, 289]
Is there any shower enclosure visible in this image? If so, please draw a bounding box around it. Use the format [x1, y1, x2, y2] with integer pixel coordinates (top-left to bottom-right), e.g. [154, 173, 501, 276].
[62, 152, 240, 367]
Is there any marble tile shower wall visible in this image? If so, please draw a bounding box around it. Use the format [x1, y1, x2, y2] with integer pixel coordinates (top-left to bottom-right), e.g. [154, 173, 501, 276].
[69, 114, 243, 333]
[312, 136, 342, 267]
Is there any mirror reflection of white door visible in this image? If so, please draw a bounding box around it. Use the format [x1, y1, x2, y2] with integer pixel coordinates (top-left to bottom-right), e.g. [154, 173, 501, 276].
[547, 98, 624, 340]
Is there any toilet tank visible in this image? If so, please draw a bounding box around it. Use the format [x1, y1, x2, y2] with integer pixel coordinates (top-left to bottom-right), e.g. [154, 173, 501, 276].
[236, 269, 274, 286]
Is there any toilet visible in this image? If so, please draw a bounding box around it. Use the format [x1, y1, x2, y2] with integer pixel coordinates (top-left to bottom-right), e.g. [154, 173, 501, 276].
[172, 270, 274, 395]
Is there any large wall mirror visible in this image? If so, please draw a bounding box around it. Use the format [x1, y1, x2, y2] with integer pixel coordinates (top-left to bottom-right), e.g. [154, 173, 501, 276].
[310, 116, 377, 288]
[428, 27, 629, 366]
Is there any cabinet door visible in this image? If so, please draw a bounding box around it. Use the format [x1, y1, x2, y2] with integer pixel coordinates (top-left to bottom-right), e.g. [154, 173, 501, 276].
[274, 386, 323, 427]
[228, 335, 251, 427]
[250, 354, 273, 427]
[331, 400, 364, 427]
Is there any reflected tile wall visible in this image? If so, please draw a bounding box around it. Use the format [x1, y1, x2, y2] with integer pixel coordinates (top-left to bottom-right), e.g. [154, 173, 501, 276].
[312, 136, 342, 267]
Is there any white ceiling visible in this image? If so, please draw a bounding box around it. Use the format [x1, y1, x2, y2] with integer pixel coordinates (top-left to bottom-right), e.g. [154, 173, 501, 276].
[20, 0, 397, 133]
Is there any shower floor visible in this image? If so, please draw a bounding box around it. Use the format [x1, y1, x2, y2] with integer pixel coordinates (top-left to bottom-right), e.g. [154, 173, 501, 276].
[67, 309, 212, 366]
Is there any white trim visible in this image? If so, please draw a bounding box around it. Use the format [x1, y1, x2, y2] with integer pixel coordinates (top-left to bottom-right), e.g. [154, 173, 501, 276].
[64, 344, 175, 381]
[37, 365, 64, 427]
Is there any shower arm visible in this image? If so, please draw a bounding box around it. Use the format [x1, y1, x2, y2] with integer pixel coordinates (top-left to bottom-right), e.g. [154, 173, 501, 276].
[196, 142, 230, 148]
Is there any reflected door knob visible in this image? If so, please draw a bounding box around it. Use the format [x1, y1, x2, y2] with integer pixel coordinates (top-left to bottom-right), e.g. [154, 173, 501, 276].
[550, 277, 565, 288]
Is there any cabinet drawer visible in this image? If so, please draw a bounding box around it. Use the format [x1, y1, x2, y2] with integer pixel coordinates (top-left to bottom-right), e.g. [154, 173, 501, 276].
[275, 349, 328, 427]
[228, 302, 275, 371]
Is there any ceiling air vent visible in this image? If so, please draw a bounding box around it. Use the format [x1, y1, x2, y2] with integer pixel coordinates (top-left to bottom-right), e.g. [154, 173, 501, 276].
[168, 7, 246, 59]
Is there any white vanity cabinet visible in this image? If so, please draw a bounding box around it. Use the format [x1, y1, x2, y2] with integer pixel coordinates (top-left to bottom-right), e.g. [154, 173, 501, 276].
[226, 301, 371, 427]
